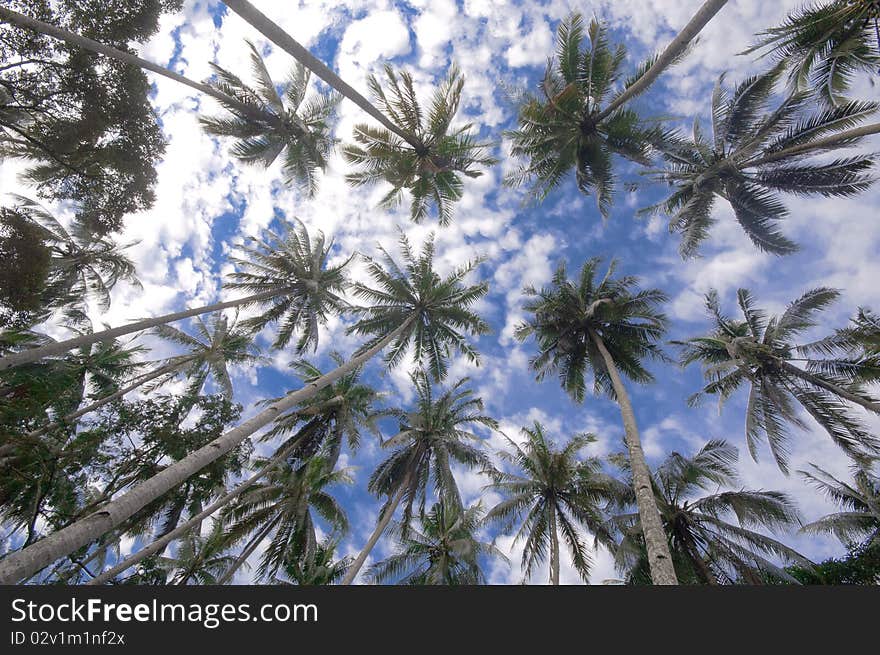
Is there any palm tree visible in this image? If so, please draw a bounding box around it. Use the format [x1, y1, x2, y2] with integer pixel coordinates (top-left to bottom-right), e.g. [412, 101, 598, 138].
[0, 219, 344, 371]
[342, 371, 497, 585]
[515, 257, 677, 585]
[199, 40, 339, 196]
[219, 456, 351, 583]
[643, 66, 879, 257]
[154, 520, 236, 585]
[367, 501, 504, 585]
[218, 0, 424, 149]
[743, 0, 880, 107]
[611, 440, 811, 585]
[800, 462, 880, 547]
[10, 196, 140, 310]
[675, 288, 880, 473]
[272, 539, 352, 585]
[224, 219, 350, 353]
[484, 422, 622, 584]
[342, 64, 496, 225]
[0, 233, 490, 584]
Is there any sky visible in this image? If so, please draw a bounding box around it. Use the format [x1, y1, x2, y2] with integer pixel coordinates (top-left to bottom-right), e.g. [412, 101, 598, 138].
[2, 0, 879, 585]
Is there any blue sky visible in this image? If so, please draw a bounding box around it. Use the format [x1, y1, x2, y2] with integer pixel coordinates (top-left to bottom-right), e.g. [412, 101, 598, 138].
[3, 0, 879, 584]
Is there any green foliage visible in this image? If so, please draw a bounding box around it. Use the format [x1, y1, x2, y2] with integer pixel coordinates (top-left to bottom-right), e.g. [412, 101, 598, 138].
[0, 1, 180, 233]
[675, 288, 880, 472]
[515, 257, 668, 403]
[785, 541, 880, 585]
[0, 206, 52, 325]
[273, 539, 351, 585]
[342, 64, 496, 225]
[200, 40, 340, 196]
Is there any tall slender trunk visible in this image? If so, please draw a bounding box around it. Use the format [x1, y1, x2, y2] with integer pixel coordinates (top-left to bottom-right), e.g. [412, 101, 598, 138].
[87, 436, 304, 585]
[220, 0, 422, 150]
[778, 359, 880, 413]
[589, 328, 678, 585]
[679, 528, 717, 585]
[548, 505, 560, 585]
[0, 288, 286, 372]
[24, 360, 188, 441]
[217, 517, 280, 585]
[340, 477, 410, 586]
[596, 0, 728, 121]
[0, 317, 413, 584]
[0, 7, 282, 127]
[745, 123, 880, 167]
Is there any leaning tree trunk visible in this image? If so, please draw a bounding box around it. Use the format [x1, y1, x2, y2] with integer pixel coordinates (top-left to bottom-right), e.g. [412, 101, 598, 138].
[23, 360, 189, 441]
[745, 123, 880, 167]
[589, 328, 678, 585]
[548, 505, 560, 585]
[220, 0, 422, 150]
[0, 288, 286, 372]
[0, 318, 414, 584]
[87, 436, 305, 585]
[596, 0, 729, 121]
[340, 478, 410, 586]
[0, 7, 286, 128]
[778, 360, 880, 413]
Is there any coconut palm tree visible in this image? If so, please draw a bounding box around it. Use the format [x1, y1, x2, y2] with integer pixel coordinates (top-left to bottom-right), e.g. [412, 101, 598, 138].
[743, 0, 880, 107]
[272, 539, 351, 585]
[675, 288, 880, 473]
[154, 520, 236, 585]
[0, 219, 344, 371]
[643, 66, 879, 257]
[219, 456, 351, 583]
[9, 196, 140, 310]
[515, 257, 677, 585]
[199, 40, 339, 195]
[367, 501, 504, 585]
[0, 233, 490, 584]
[342, 64, 496, 225]
[611, 439, 811, 585]
[800, 462, 880, 547]
[483, 422, 622, 584]
[342, 371, 497, 585]
[263, 353, 384, 469]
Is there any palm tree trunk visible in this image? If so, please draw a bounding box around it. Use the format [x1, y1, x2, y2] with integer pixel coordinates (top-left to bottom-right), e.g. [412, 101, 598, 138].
[548, 505, 560, 585]
[23, 360, 188, 441]
[87, 437, 304, 585]
[340, 476, 410, 586]
[778, 359, 880, 413]
[596, 0, 728, 121]
[0, 7, 282, 127]
[0, 317, 414, 584]
[680, 530, 717, 585]
[220, 0, 423, 150]
[745, 123, 880, 167]
[0, 288, 287, 372]
[589, 328, 678, 585]
[217, 517, 280, 585]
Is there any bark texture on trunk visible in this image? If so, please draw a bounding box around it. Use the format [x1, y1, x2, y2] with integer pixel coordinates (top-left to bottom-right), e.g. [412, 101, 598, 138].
[0, 288, 285, 371]
[548, 504, 560, 585]
[597, 0, 728, 120]
[590, 328, 678, 585]
[0, 319, 412, 584]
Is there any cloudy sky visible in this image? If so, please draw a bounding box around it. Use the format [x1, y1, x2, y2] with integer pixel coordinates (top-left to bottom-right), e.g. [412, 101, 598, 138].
[4, 0, 879, 584]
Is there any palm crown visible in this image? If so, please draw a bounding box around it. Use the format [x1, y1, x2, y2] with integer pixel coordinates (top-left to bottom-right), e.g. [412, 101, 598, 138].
[504, 14, 667, 218]
[200, 40, 339, 196]
[224, 219, 351, 352]
[484, 422, 621, 583]
[367, 500, 503, 585]
[347, 232, 490, 382]
[644, 65, 878, 257]
[342, 64, 496, 225]
[611, 439, 810, 584]
[515, 257, 668, 402]
[675, 288, 880, 472]
[743, 0, 880, 107]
